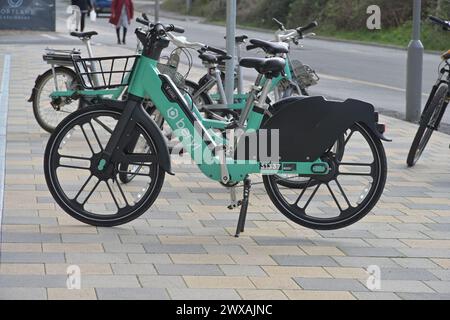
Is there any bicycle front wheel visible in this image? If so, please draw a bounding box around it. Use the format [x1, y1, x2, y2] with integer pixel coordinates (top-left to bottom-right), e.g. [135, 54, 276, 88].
[44, 105, 165, 227]
[407, 84, 449, 167]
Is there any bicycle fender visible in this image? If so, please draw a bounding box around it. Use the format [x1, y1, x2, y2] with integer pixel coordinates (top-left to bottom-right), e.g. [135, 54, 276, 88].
[28, 72, 46, 102]
[103, 99, 174, 175]
[260, 96, 389, 162]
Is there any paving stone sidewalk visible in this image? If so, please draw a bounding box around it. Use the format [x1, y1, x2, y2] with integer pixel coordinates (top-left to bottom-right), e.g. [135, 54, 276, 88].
[1, 42, 450, 300]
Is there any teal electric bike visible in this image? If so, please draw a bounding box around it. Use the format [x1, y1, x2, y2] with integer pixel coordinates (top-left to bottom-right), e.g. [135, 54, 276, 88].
[44, 22, 389, 236]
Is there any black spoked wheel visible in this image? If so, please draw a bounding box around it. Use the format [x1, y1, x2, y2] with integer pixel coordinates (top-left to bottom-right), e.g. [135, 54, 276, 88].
[407, 84, 449, 167]
[33, 67, 81, 133]
[264, 122, 387, 230]
[44, 105, 165, 227]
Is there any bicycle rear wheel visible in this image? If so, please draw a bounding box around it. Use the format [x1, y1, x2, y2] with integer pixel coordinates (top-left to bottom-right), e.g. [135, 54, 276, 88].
[44, 105, 165, 227]
[407, 84, 448, 167]
[33, 67, 81, 133]
[264, 122, 387, 230]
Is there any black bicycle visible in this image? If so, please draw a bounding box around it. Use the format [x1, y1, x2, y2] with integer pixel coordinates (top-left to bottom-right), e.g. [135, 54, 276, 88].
[407, 16, 450, 167]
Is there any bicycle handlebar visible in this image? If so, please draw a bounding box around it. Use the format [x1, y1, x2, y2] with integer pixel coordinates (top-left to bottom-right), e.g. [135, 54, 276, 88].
[429, 16, 450, 30]
[136, 17, 152, 27]
[297, 21, 319, 35]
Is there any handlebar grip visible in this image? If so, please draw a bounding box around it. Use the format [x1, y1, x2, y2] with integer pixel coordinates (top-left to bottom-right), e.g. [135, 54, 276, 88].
[246, 44, 258, 51]
[167, 24, 185, 34]
[207, 46, 227, 56]
[429, 16, 450, 30]
[297, 21, 319, 34]
[430, 16, 445, 24]
[136, 17, 150, 26]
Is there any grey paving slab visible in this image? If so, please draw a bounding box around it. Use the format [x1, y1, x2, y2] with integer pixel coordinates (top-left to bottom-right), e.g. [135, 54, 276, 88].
[333, 257, 400, 268]
[339, 247, 405, 258]
[219, 265, 266, 276]
[139, 275, 187, 289]
[380, 268, 438, 281]
[96, 288, 169, 300]
[0, 275, 66, 288]
[167, 288, 241, 300]
[65, 253, 130, 264]
[424, 281, 450, 293]
[397, 293, 450, 300]
[2, 232, 61, 243]
[272, 255, 339, 267]
[144, 244, 207, 254]
[352, 292, 401, 300]
[0, 252, 65, 263]
[155, 264, 224, 276]
[295, 278, 368, 292]
[0, 288, 47, 300]
[111, 264, 157, 275]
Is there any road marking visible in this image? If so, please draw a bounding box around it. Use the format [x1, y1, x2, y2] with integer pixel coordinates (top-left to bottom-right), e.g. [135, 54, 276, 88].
[41, 33, 59, 41]
[0, 54, 11, 260]
[319, 73, 429, 97]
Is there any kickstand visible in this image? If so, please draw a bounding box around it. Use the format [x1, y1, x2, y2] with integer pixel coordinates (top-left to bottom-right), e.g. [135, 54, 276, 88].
[235, 176, 251, 238]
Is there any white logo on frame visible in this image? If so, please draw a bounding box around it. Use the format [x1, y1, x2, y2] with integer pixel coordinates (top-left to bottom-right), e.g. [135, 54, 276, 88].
[167, 107, 179, 120]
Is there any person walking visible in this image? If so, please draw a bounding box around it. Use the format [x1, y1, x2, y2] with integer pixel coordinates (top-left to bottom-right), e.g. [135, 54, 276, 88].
[110, 0, 134, 45]
[71, 0, 91, 32]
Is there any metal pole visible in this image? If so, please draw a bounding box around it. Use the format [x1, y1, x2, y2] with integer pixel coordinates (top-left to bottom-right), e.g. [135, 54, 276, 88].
[186, 0, 192, 13]
[225, 0, 237, 105]
[155, 0, 160, 23]
[406, 0, 424, 122]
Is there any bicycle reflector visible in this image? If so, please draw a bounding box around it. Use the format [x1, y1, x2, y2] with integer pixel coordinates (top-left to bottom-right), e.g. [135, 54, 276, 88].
[441, 50, 450, 60]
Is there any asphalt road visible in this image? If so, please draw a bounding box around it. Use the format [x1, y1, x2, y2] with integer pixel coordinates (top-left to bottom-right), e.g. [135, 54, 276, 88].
[1, 0, 449, 126]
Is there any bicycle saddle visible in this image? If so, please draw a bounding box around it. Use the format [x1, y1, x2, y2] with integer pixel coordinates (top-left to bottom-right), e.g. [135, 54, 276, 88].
[239, 57, 286, 78]
[70, 31, 98, 39]
[247, 39, 289, 55]
[199, 53, 232, 64]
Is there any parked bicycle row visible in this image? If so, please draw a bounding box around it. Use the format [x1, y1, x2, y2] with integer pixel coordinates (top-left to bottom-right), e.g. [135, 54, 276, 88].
[28, 13, 448, 236]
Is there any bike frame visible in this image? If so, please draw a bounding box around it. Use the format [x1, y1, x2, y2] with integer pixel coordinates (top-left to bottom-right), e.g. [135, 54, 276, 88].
[421, 60, 450, 127]
[105, 55, 328, 184]
[202, 47, 299, 111]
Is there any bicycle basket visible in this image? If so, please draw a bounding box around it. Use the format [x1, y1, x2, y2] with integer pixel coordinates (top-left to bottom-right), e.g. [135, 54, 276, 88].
[291, 60, 320, 88]
[157, 63, 186, 89]
[72, 55, 139, 90]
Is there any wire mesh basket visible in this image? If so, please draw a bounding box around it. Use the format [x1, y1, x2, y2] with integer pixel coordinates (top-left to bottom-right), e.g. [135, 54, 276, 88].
[291, 60, 320, 88]
[157, 63, 186, 89]
[72, 55, 139, 90]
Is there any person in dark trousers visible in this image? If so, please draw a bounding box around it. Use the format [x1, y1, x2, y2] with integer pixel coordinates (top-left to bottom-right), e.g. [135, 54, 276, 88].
[71, 0, 91, 32]
[110, 0, 134, 45]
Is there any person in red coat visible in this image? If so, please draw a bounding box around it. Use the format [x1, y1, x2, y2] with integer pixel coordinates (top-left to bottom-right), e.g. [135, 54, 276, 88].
[110, 0, 134, 44]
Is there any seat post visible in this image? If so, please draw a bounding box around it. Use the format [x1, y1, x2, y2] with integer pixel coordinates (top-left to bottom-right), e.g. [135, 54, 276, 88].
[82, 37, 100, 87]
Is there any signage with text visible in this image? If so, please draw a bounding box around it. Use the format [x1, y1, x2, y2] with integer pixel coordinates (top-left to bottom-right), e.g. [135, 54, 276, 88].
[0, 0, 56, 31]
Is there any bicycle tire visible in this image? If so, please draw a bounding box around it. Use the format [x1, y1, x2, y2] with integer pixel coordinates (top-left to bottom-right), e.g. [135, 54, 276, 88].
[32, 66, 81, 133]
[44, 104, 166, 227]
[264, 122, 387, 230]
[407, 84, 449, 167]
